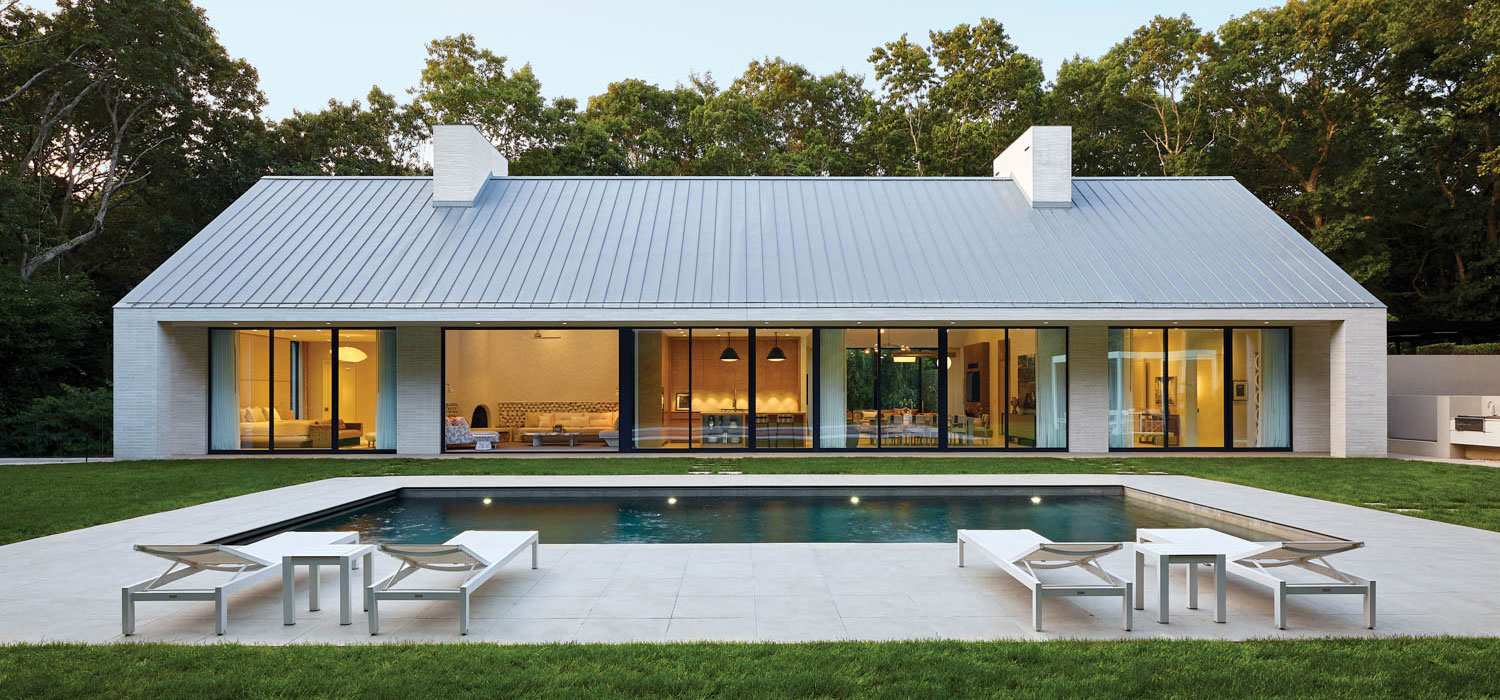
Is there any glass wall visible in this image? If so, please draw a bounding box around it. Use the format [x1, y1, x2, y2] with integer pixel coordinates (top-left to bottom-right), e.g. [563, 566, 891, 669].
[1168, 328, 1225, 448]
[209, 327, 395, 452]
[444, 329, 620, 451]
[878, 329, 940, 447]
[946, 328, 1068, 449]
[1232, 328, 1291, 448]
[1109, 328, 1166, 448]
[1110, 327, 1289, 450]
[818, 328, 877, 448]
[691, 329, 750, 448]
[756, 329, 813, 448]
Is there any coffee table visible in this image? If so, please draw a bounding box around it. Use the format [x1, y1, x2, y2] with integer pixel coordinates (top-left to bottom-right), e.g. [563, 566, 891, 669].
[1133, 538, 1228, 624]
[522, 431, 579, 447]
[282, 542, 376, 626]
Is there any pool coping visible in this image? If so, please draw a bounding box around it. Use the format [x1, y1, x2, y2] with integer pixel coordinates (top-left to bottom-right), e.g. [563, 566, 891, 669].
[217, 482, 1334, 546]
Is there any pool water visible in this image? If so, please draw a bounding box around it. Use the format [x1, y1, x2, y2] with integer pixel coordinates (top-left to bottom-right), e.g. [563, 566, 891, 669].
[272, 487, 1281, 545]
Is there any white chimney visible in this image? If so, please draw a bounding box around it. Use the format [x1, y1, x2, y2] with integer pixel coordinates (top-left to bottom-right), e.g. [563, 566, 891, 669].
[992, 126, 1072, 208]
[431, 124, 508, 207]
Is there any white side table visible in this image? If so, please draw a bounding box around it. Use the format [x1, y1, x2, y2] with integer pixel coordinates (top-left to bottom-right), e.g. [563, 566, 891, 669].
[1133, 541, 1227, 624]
[282, 543, 376, 626]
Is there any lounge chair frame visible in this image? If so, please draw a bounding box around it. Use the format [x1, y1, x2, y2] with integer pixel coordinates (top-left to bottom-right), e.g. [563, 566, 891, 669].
[958, 529, 1133, 631]
[1138, 528, 1375, 629]
[122, 531, 358, 636]
[367, 530, 539, 635]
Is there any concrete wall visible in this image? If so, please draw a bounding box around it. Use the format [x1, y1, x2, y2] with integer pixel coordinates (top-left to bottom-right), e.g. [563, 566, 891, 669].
[1329, 309, 1388, 457]
[1389, 355, 1500, 396]
[1066, 325, 1109, 452]
[1292, 322, 1331, 453]
[396, 326, 440, 455]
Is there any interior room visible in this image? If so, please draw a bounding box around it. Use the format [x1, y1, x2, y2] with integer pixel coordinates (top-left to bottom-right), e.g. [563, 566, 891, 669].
[443, 329, 621, 451]
[634, 328, 813, 449]
[209, 328, 394, 451]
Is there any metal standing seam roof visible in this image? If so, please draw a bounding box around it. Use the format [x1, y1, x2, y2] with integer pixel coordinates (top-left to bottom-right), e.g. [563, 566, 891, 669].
[116, 175, 1383, 310]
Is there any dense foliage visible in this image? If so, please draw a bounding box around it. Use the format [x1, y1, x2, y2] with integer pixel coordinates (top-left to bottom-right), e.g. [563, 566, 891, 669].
[0, 0, 1496, 453]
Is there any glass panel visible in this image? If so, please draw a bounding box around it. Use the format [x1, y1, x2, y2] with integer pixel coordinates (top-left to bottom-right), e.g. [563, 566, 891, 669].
[1035, 328, 1069, 448]
[445, 329, 620, 451]
[337, 330, 390, 450]
[878, 328, 939, 448]
[273, 329, 330, 449]
[1007, 329, 1037, 447]
[1233, 328, 1291, 448]
[945, 329, 1005, 448]
[692, 329, 749, 448]
[1168, 329, 1225, 448]
[818, 328, 878, 448]
[1108, 328, 1165, 448]
[635, 329, 677, 449]
[211, 329, 267, 450]
[755, 328, 812, 448]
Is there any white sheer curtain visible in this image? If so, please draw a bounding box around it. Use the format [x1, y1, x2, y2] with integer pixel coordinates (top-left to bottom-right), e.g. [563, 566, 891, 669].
[1035, 328, 1068, 448]
[375, 330, 398, 450]
[1107, 329, 1133, 448]
[210, 329, 240, 450]
[1257, 328, 1291, 447]
[817, 329, 847, 448]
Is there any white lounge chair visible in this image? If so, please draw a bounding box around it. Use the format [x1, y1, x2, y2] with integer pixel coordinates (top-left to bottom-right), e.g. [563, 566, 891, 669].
[1137, 528, 1375, 629]
[367, 530, 539, 635]
[123, 530, 358, 636]
[958, 529, 1133, 631]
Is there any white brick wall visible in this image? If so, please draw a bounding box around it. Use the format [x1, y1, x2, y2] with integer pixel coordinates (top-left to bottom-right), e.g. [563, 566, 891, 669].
[1067, 325, 1109, 453]
[163, 326, 208, 455]
[1293, 323, 1331, 453]
[113, 310, 163, 460]
[396, 326, 441, 454]
[1330, 309, 1388, 457]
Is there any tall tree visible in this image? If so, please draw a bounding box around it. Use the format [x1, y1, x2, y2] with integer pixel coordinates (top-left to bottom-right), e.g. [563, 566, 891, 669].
[1, 0, 262, 279]
[268, 87, 425, 176]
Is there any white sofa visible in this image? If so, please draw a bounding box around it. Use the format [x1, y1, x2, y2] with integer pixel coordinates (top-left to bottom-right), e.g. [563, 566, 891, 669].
[521, 411, 618, 443]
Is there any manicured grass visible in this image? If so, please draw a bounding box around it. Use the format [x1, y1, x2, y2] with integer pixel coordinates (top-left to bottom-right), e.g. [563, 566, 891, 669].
[2, 639, 1497, 699]
[2, 456, 1497, 545]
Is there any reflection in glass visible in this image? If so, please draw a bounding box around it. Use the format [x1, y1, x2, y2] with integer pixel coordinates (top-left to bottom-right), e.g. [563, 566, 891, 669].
[946, 329, 1005, 447]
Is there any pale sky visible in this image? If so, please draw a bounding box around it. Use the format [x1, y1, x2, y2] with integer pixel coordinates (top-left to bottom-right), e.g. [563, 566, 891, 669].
[190, 0, 1273, 120]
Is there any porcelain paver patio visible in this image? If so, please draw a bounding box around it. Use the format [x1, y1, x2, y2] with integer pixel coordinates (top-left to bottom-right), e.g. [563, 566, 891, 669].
[0, 474, 1495, 643]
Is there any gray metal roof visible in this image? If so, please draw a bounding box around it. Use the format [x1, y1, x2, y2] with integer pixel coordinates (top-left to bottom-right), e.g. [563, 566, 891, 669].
[117, 175, 1383, 310]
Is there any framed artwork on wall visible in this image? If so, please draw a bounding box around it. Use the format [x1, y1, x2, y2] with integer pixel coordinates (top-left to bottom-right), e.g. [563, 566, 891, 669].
[673, 392, 691, 412]
[1233, 380, 1248, 401]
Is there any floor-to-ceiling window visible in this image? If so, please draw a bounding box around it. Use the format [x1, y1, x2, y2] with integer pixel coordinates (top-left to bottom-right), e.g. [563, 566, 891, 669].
[444, 329, 620, 451]
[946, 327, 1068, 449]
[1109, 327, 1290, 450]
[209, 327, 395, 452]
[756, 328, 813, 448]
[878, 329, 940, 447]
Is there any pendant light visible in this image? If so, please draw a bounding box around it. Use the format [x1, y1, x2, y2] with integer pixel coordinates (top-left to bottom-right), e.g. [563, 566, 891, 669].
[765, 332, 787, 362]
[719, 332, 740, 362]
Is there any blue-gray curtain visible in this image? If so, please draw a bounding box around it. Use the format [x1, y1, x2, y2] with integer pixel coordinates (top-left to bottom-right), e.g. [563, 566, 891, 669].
[1107, 329, 1132, 448]
[210, 329, 241, 450]
[375, 330, 398, 450]
[1036, 328, 1068, 448]
[1257, 328, 1291, 447]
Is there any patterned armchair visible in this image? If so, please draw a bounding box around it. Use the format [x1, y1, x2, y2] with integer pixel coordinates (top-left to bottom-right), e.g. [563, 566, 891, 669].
[444, 416, 476, 448]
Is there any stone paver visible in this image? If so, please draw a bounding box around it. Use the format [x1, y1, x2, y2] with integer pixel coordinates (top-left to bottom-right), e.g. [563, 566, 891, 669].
[0, 474, 1495, 643]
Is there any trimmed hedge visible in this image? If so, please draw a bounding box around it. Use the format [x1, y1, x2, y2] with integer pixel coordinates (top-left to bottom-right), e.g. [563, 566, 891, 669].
[1412, 342, 1500, 355]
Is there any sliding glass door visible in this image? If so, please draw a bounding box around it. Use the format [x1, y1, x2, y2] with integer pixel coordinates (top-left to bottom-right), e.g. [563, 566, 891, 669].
[1109, 327, 1290, 450]
[209, 327, 396, 453]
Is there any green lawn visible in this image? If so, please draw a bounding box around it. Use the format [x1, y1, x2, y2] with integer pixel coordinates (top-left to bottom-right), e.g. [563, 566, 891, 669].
[2, 455, 1497, 545]
[1, 639, 1497, 699]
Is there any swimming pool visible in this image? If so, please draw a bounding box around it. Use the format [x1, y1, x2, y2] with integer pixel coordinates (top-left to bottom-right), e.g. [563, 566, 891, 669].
[241, 486, 1289, 545]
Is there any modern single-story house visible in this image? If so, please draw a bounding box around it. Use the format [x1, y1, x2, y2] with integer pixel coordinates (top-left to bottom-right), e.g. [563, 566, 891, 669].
[112, 125, 1387, 459]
